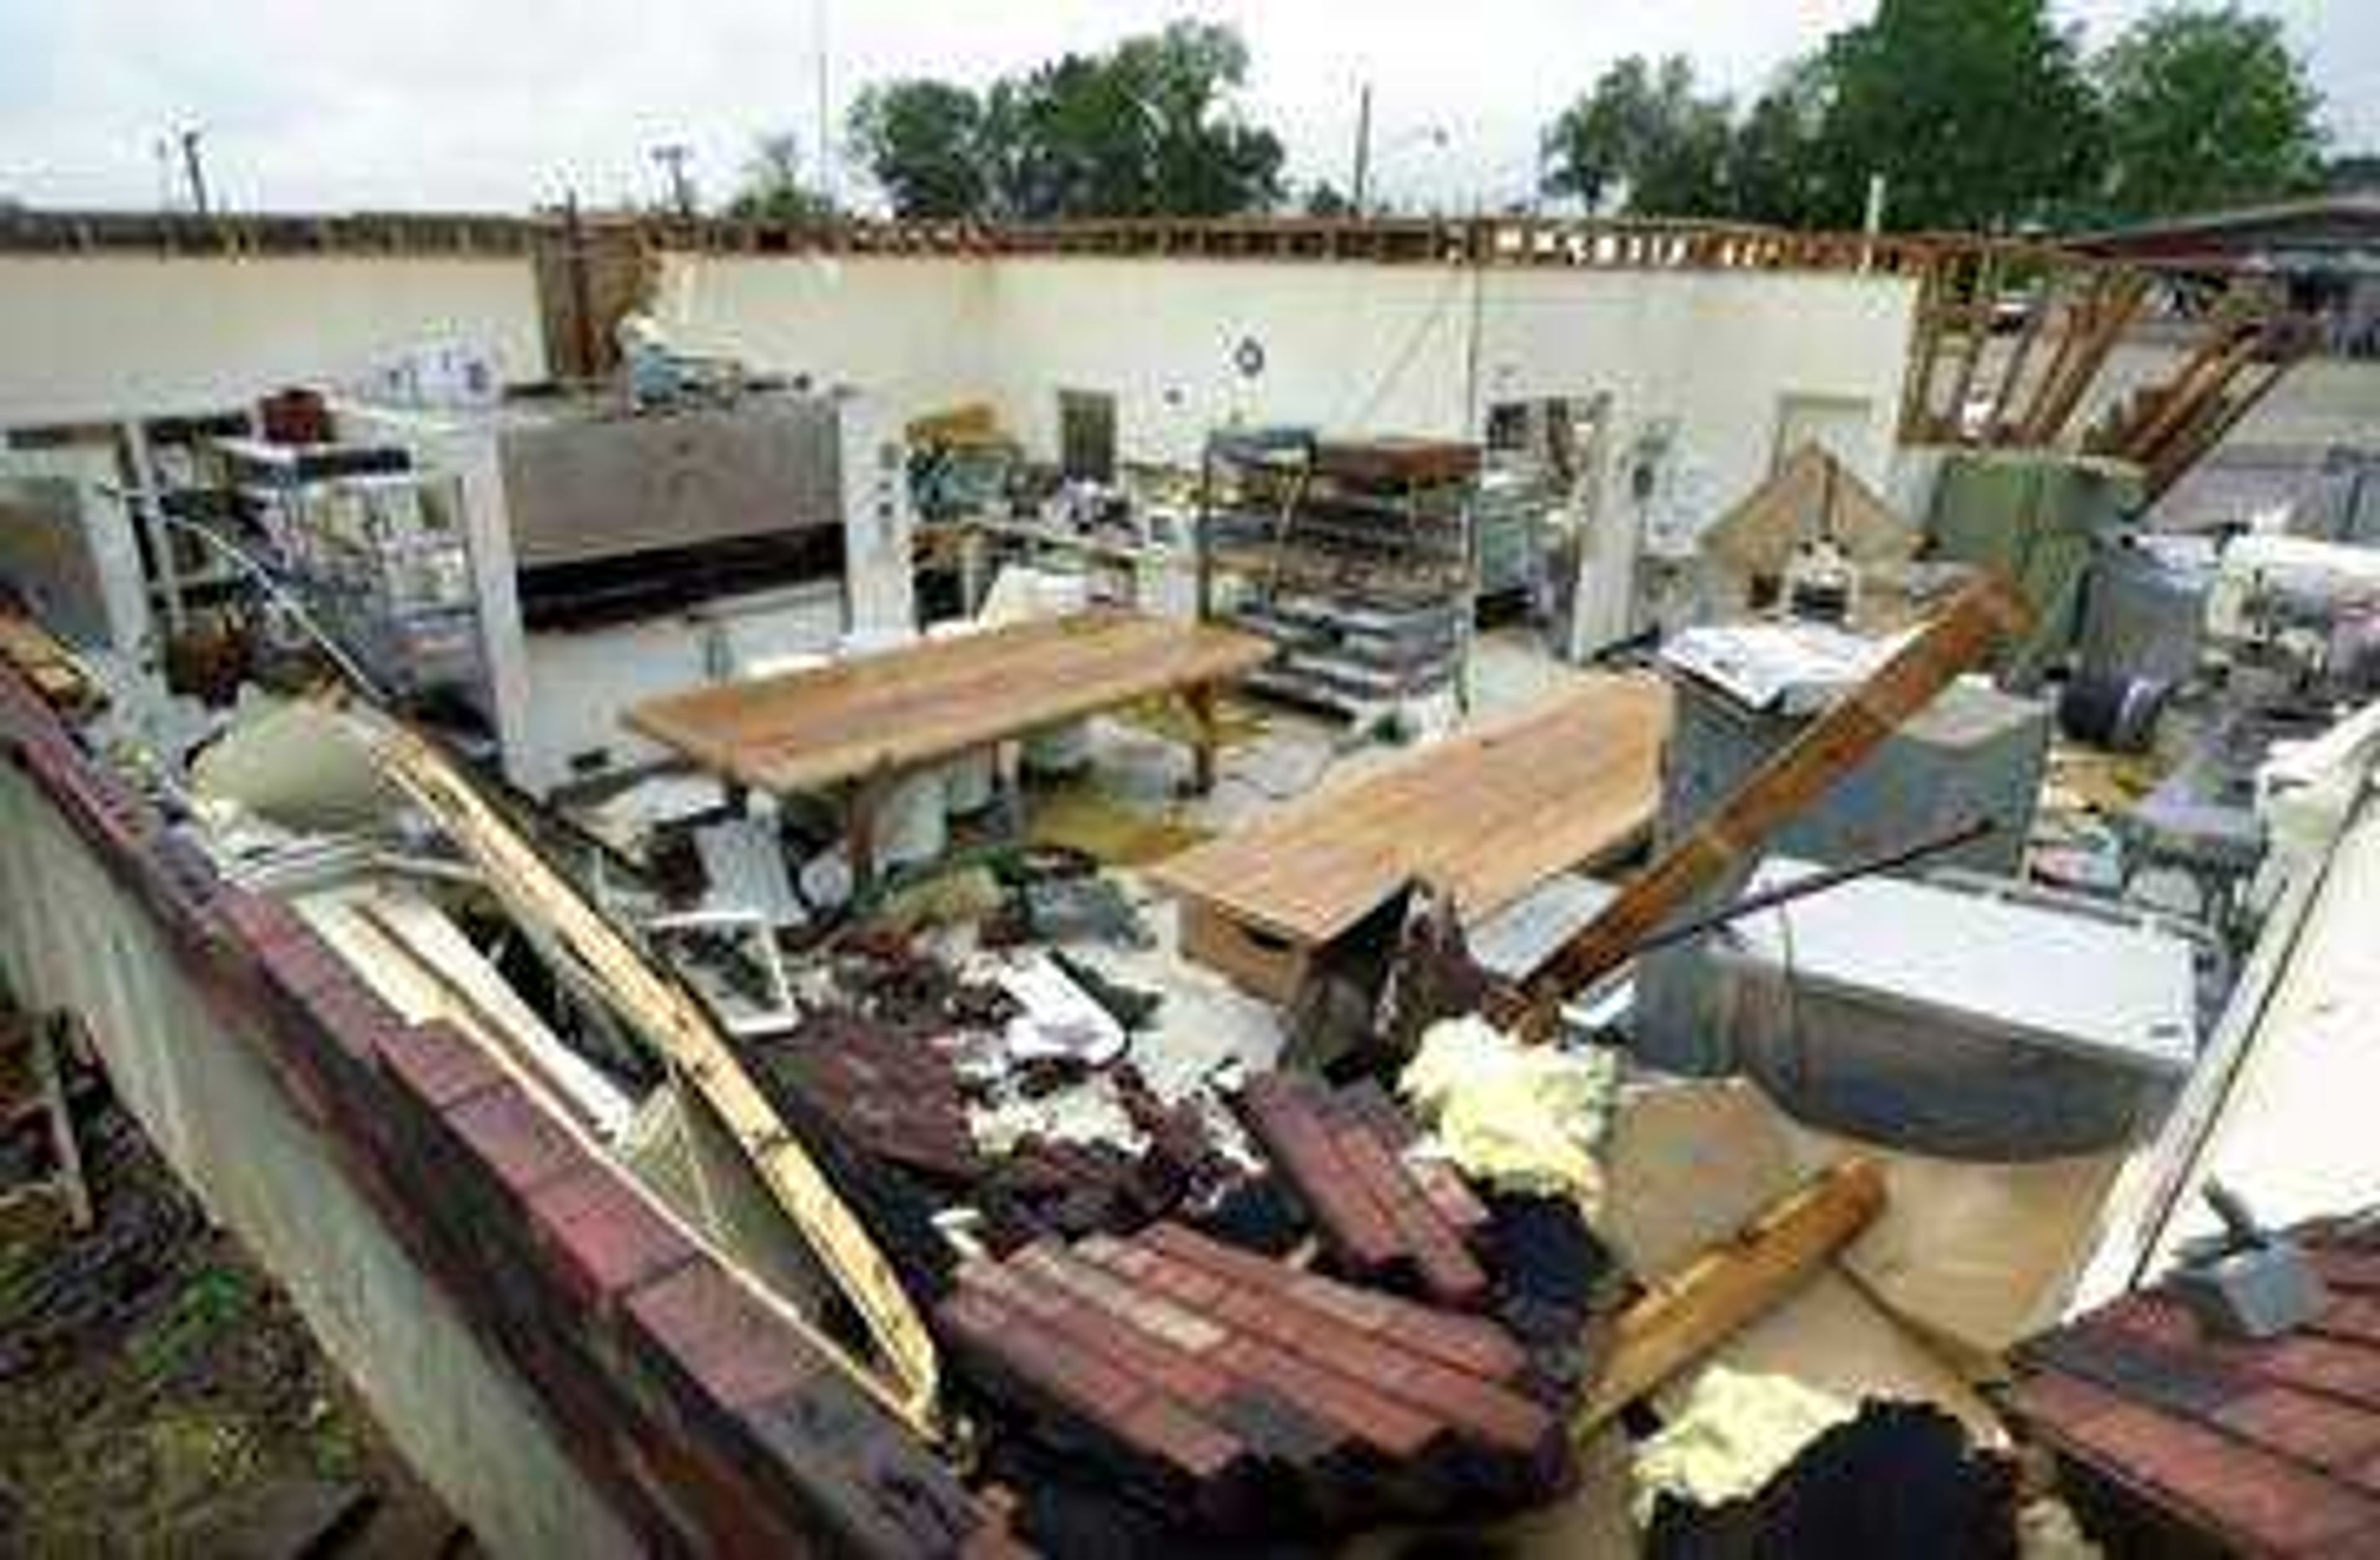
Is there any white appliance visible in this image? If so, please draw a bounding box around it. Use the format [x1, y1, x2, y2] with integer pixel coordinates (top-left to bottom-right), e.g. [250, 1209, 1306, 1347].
[332, 387, 913, 796]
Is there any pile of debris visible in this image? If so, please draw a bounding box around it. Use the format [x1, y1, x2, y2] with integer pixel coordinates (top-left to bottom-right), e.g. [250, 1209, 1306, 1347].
[941, 1222, 1566, 1532]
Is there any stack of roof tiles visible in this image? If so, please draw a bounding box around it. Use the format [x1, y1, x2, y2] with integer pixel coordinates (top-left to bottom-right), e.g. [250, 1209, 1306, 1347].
[2008, 1218, 2380, 1556]
[1237, 1072, 1492, 1308]
[760, 1010, 987, 1184]
[936, 1219, 1569, 1534]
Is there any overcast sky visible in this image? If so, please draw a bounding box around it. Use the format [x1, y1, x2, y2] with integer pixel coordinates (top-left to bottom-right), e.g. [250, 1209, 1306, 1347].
[1, 1, 2370, 216]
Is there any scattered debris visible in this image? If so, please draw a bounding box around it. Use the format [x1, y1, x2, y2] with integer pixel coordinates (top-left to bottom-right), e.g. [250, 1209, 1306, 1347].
[998, 952, 1129, 1067]
[0, 1082, 461, 1554]
[1483, 1191, 1613, 1394]
[1020, 875, 1153, 948]
[1046, 948, 1162, 1032]
[1646, 1398, 2018, 1559]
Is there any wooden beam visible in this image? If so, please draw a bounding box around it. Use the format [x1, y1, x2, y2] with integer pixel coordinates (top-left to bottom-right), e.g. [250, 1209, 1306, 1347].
[1939, 253, 2001, 437]
[348, 705, 943, 1435]
[2017, 270, 2149, 446]
[1576, 1157, 1888, 1434]
[2142, 343, 2309, 503]
[0, 611, 99, 712]
[1984, 273, 2057, 438]
[2126, 335, 2261, 467]
[1897, 261, 1952, 443]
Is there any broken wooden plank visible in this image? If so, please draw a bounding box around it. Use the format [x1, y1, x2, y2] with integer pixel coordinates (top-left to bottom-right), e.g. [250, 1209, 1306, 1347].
[346, 703, 942, 1436]
[1576, 1156, 1888, 1434]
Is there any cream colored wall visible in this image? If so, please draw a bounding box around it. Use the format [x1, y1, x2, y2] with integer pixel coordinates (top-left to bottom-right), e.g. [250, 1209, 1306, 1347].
[0, 247, 1915, 524]
[0, 255, 546, 425]
[653, 253, 995, 421]
[982, 257, 1915, 521]
[985, 258, 1474, 462]
[660, 252, 1915, 515]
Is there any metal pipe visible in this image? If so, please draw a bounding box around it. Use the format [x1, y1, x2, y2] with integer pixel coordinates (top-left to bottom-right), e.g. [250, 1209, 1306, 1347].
[1620, 814, 1997, 959]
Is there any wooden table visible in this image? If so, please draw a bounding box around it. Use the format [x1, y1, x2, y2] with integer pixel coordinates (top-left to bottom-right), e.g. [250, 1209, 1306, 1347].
[625, 610, 1274, 890]
[1150, 673, 1672, 1001]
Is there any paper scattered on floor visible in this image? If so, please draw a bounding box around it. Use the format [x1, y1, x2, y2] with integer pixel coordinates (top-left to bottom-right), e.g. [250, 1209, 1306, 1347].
[998, 951, 1127, 1065]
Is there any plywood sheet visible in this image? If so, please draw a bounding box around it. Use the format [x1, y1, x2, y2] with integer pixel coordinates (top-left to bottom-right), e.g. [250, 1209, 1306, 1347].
[1150, 674, 1672, 946]
[624, 610, 1274, 795]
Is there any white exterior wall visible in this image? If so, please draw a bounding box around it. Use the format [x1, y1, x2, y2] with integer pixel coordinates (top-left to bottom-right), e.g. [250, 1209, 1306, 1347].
[989, 260, 1913, 503]
[0, 255, 546, 425]
[662, 253, 1916, 518]
[986, 258, 1473, 462]
[0, 246, 1916, 529]
[655, 255, 995, 421]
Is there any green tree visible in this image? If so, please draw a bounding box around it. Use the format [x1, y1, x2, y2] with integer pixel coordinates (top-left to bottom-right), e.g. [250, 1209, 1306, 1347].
[726, 131, 832, 222]
[1302, 180, 1355, 217]
[1541, 55, 1733, 215]
[1818, 0, 2100, 230]
[848, 80, 988, 219]
[2093, 5, 2324, 221]
[1727, 56, 1837, 227]
[843, 20, 1282, 220]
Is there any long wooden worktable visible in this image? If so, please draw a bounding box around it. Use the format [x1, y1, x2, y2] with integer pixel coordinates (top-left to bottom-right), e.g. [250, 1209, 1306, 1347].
[625, 609, 1274, 888]
[1150, 672, 1673, 1000]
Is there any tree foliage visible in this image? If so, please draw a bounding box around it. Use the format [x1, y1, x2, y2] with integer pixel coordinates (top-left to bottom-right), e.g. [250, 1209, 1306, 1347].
[726, 132, 832, 223]
[1727, 56, 1836, 227]
[1818, 0, 2100, 231]
[845, 20, 1282, 220]
[848, 81, 987, 219]
[1538, 2, 2328, 232]
[1541, 55, 1732, 215]
[2093, 5, 2324, 221]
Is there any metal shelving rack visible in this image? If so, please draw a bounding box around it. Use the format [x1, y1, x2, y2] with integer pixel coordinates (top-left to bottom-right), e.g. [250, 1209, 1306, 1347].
[1197, 430, 1479, 716]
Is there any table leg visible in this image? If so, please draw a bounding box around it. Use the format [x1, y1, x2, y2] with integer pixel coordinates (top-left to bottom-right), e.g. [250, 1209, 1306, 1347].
[847, 773, 886, 899]
[1185, 682, 1220, 796]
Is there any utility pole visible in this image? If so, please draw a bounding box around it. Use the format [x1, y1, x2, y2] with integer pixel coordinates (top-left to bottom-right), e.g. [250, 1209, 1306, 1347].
[814, 0, 835, 209]
[1350, 82, 1373, 216]
[178, 128, 210, 218]
[651, 143, 695, 218]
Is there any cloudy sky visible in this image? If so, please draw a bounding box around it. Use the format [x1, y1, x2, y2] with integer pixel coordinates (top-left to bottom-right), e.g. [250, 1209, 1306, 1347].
[1, 1, 2369, 216]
